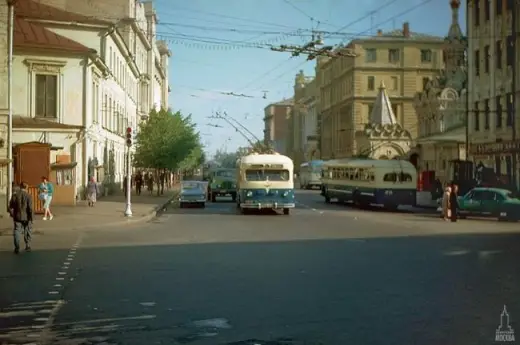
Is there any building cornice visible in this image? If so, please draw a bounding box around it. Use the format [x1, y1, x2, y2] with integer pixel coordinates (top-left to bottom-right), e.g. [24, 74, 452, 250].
[108, 27, 140, 78]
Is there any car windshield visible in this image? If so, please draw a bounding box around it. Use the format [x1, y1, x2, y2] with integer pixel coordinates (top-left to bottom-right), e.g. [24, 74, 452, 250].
[215, 170, 235, 178]
[182, 182, 201, 190]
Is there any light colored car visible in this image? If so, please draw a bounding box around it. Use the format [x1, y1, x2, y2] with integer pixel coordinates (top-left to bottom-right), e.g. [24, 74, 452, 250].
[179, 181, 206, 208]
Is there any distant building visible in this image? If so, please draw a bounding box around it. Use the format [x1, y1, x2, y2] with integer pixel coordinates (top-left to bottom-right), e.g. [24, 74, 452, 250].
[263, 98, 293, 155]
[316, 22, 445, 159]
[292, 70, 319, 166]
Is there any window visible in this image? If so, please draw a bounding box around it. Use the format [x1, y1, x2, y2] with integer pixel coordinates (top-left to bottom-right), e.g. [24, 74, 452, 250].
[475, 0, 480, 26]
[484, 45, 490, 73]
[365, 48, 377, 62]
[496, 95, 503, 128]
[474, 102, 480, 130]
[507, 35, 514, 66]
[367, 76, 375, 90]
[109, 47, 112, 68]
[496, 0, 503, 15]
[391, 76, 398, 90]
[506, 92, 513, 126]
[484, 0, 490, 20]
[391, 104, 398, 118]
[475, 50, 480, 76]
[388, 49, 400, 62]
[35, 74, 57, 118]
[245, 169, 289, 181]
[496, 40, 502, 69]
[420, 49, 432, 62]
[484, 99, 490, 129]
[368, 104, 374, 118]
[507, 0, 513, 10]
[422, 77, 430, 90]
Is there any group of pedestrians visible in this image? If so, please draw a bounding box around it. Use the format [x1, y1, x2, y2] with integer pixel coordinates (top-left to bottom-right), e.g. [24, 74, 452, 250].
[441, 183, 460, 222]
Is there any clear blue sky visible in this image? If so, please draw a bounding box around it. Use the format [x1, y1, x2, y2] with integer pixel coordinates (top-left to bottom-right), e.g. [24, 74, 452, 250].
[152, 0, 466, 156]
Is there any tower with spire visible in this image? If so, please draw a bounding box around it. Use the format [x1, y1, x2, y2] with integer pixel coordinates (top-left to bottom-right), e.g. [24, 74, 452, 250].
[359, 81, 412, 159]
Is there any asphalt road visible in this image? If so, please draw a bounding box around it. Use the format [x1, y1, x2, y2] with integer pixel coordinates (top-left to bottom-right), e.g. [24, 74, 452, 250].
[1, 190, 519, 345]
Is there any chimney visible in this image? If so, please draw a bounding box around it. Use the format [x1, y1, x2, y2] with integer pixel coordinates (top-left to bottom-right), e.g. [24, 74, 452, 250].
[377, 29, 383, 36]
[403, 22, 410, 37]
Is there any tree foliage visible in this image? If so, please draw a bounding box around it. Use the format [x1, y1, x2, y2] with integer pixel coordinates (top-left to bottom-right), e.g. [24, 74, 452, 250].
[134, 108, 204, 170]
[213, 149, 238, 169]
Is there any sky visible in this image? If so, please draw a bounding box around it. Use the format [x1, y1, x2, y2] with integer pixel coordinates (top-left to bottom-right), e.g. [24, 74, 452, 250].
[151, 0, 467, 157]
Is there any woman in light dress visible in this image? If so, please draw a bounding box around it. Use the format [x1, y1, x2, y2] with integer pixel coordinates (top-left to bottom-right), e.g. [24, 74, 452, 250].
[87, 177, 99, 207]
[442, 186, 452, 221]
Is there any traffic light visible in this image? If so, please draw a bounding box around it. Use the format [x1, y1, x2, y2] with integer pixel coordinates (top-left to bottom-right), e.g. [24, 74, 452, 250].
[126, 127, 132, 146]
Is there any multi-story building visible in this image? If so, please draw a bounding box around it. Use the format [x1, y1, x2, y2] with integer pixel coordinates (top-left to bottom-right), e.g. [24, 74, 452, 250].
[467, 0, 519, 188]
[7, 0, 170, 203]
[263, 98, 293, 156]
[292, 71, 319, 164]
[413, 0, 467, 184]
[317, 22, 445, 160]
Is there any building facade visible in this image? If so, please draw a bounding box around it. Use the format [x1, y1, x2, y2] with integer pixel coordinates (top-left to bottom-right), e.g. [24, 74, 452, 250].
[263, 98, 293, 156]
[0, 2, 9, 213]
[317, 22, 445, 160]
[467, 0, 519, 188]
[413, 0, 467, 184]
[292, 70, 319, 164]
[9, 0, 170, 201]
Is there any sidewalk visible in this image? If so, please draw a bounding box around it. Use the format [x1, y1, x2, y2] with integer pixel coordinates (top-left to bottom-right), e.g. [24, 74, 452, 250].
[0, 187, 179, 236]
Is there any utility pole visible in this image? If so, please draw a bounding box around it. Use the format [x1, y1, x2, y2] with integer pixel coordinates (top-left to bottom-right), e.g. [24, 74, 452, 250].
[6, 0, 15, 205]
[512, 0, 517, 189]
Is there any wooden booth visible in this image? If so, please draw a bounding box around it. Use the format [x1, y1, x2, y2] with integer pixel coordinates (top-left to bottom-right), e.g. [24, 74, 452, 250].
[49, 153, 77, 205]
[14, 142, 51, 214]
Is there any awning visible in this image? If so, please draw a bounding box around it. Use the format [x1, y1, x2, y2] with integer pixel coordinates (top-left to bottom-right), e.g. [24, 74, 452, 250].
[13, 116, 83, 132]
[417, 127, 465, 144]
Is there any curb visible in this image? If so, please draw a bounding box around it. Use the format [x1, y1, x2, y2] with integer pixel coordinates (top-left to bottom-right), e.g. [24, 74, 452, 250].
[0, 191, 179, 236]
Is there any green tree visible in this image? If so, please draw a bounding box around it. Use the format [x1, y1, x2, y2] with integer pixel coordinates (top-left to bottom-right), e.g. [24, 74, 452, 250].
[213, 149, 238, 168]
[134, 108, 202, 174]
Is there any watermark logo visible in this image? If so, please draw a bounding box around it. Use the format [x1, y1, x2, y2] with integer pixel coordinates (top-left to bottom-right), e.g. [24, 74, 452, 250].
[496, 305, 515, 342]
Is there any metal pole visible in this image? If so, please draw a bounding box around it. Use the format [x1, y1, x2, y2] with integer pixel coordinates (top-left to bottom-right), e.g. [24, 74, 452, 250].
[464, 0, 469, 161]
[124, 146, 132, 216]
[512, 0, 517, 189]
[6, 1, 14, 207]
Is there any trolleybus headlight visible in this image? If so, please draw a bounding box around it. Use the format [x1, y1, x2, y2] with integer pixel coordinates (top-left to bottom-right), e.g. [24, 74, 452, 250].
[282, 191, 288, 197]
[246, 191, 253, 197]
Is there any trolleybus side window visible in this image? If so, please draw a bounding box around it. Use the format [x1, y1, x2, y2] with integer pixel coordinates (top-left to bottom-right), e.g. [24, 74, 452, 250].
[383, 172, 397, 182]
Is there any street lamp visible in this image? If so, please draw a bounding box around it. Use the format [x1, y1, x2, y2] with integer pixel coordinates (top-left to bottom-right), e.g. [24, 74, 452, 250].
[124, 126, 133, 217]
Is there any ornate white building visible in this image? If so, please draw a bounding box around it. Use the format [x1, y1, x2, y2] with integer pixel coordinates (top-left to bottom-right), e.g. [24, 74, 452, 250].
[356, 80, 412, 159]
[412, 0, 467, 183]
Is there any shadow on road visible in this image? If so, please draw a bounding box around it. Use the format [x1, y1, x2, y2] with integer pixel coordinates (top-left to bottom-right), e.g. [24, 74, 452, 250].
[1, 232, 520, 344]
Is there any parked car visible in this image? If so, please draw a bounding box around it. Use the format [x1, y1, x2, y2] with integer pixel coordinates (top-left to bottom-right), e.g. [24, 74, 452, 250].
[437, 187, 520, 221]
[179, 181, 206, 208]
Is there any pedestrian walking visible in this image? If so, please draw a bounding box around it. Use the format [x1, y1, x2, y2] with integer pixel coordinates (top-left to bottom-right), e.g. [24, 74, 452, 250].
[38, 176, 54, 220]
[87, 176, 99, 207]
[135, 171, 143, 195]
[442, 186, 452, 221]
[9, 182, 34, 254]
[449, 183, 459, 222]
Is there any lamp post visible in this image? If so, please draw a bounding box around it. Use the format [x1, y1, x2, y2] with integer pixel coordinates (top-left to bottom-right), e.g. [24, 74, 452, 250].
[124, 127, 133, 217]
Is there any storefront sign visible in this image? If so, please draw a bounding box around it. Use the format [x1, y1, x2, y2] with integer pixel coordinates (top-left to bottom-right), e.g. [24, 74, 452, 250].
[470, 140, 520, 155]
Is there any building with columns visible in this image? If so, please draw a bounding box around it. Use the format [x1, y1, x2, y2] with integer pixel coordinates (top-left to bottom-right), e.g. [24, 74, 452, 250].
[467, 0, 519, 188]
[316, 22, 445, 160]
[413, 0, 467, 184]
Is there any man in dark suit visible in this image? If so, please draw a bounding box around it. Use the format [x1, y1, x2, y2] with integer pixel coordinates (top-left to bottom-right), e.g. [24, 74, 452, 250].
[9, 182, 34, 254]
